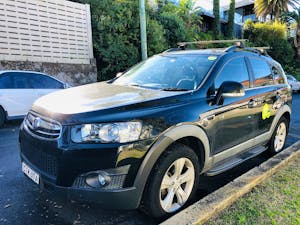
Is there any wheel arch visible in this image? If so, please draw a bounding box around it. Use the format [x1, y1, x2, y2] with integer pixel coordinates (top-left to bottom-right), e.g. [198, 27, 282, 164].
[282, 111, 290, 124]
[270, 104, 291, 137]
[172, 136, 206, 172]
[0, 105, 7, 120]
[133, 124, 210, 206]
[0, 105, 8, 122]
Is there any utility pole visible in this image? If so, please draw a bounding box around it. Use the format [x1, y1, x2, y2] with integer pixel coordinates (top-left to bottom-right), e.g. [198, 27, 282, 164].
[139, 0, 147, 60]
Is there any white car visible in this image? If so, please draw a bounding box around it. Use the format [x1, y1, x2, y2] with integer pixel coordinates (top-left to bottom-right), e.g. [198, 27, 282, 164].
[286, 74, 300, 92]
[0, 71, 68, 127]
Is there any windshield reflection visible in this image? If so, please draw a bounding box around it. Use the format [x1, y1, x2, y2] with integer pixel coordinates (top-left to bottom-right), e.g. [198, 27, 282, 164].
[113, 54, 217, 91]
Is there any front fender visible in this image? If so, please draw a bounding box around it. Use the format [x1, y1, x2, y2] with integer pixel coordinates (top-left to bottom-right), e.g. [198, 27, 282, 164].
[132, 124, 211, 207]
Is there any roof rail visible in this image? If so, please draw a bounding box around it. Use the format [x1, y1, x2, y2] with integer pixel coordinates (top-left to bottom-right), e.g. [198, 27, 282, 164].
[177, 39, 248, 49]
[225, 45, 270, 57]
[164, 39, 270, 57]
[163, 47, 185, 53]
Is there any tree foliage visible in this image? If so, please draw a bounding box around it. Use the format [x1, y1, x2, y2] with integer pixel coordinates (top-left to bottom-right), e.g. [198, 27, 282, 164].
[154, 0, 202, 47]
[254, 0, 298, 20]
[71, 0, 204, 80]
[227, 0, 235, 38]
[213, 0, 221, 39]
[282, 7, 300, 59]
[243, 20, 296, 73]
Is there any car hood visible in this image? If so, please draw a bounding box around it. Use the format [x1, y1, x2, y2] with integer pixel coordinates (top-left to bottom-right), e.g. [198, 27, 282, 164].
[32, 82, 182, 115]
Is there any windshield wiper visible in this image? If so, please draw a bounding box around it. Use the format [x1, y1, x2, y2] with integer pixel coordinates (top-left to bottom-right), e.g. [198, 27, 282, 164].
[161, 88, 189, 91]
[127, 83, 148, 88]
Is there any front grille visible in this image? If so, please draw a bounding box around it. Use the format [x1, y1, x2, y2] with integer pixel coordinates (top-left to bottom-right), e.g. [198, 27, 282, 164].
[22, 146, 58, 178]
[24, 112, 61, 140]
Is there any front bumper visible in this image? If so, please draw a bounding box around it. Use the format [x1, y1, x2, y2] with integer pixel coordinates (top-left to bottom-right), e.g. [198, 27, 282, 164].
[22, 163, 140, 209]
[19, 121, 150, 209]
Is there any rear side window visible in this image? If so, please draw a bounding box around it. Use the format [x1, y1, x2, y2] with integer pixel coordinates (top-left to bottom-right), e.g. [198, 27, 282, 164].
[249, 58, 273, 87]
[0, 74, 13, 88]
[11, 72, 31, 89]
[215, 57, 250, 89]
[29, 74, 64, 89]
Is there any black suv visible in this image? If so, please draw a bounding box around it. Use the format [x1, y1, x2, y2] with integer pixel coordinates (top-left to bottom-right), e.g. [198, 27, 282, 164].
[19, 45, 291, 218]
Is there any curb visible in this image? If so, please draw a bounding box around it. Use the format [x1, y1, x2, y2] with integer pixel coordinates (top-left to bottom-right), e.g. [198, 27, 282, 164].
[161, 141, 300, 225]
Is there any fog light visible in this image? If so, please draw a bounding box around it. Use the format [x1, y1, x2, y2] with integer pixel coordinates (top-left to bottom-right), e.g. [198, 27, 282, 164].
[98, 174, 108, 186]
[85, 171, 111, 188]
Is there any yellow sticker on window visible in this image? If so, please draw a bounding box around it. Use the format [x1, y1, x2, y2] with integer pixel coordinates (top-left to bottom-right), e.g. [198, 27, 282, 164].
[208, 56, 217, 61]
[262, 103, 271, 120]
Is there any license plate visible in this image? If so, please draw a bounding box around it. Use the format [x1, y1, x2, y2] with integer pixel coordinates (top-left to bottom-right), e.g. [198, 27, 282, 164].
[22, 162, 39, 185]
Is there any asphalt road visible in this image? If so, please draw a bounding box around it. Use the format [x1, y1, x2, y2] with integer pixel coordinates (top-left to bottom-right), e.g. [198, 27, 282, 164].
[0, 94, 299, 225]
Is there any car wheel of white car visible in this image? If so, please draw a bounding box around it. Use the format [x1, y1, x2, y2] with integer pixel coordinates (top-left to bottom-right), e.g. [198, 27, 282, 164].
[0, 107, 5, 127]
[141, 143, 200, 219]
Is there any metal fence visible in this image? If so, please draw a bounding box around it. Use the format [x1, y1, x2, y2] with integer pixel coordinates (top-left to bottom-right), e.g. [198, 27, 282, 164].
[0, 0, 93, 64]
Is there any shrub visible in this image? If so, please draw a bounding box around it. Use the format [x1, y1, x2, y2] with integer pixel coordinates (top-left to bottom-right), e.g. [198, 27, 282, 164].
[147, 18, 168, 56]
[158, 11, 188, 48]
[243, 20, 296, 73]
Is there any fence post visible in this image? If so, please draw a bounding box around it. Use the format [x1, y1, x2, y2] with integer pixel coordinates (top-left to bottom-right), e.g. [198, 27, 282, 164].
[86, 3, 94, 60]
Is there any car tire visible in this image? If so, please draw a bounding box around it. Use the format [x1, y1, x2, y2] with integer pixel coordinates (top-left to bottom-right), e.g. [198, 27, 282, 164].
[0, 107, 5, 127]
[268, 117, 288, 154]
[141, 143, 200, 220]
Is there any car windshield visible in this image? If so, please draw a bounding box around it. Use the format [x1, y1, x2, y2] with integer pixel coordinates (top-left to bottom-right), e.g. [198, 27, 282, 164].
[113, 54, 218, 91]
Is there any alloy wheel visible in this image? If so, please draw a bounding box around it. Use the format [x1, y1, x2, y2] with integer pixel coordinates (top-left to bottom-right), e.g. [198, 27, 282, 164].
[159, 157, 195, 213]
[274, 122, 287, 152]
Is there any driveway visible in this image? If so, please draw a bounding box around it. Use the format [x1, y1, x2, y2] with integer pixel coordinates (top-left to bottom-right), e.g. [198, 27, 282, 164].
[0, 94, 299, 225]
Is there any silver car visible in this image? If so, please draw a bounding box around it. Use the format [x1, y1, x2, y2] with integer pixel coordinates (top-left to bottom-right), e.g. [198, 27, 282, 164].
[286, 74, 300, 92]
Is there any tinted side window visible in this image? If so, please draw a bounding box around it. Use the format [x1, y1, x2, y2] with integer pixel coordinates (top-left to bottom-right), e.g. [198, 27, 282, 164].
[215, 57, 250, 89]
[0, 74, 13, 88]
[249, 58, 273, 87]
[11, 72, 32, 89]
[30, 74, 64, 89]
[272, 66, 285, 84]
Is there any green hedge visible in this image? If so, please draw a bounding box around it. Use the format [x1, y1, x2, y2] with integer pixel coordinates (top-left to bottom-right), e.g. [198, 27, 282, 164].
[243, 20, 296, 74]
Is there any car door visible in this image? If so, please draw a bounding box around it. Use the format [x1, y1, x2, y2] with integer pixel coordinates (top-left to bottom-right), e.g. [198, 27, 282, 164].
[0, 72, 37, 117]
[29, 73, 64, 98]
[246, 57, 279, 137]
[208, 57, 256, 155]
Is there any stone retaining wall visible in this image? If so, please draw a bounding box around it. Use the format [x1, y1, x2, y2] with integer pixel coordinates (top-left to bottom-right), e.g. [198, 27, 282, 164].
[0, 60, 97, 86]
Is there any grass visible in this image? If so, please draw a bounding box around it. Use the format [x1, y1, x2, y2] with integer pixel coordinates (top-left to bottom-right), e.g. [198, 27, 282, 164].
[205, 156, 300, 225]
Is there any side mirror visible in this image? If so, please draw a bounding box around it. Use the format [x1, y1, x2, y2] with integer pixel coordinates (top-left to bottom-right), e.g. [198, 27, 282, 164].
[215, 81, 245, 105]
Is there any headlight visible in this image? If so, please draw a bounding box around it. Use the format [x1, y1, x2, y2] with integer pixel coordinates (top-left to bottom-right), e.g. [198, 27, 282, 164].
[71, 122, 142, 143]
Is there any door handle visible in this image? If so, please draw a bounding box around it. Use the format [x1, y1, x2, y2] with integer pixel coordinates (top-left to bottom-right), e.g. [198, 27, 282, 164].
[206, 115, 215, 121]
[248, 99, 257, 108]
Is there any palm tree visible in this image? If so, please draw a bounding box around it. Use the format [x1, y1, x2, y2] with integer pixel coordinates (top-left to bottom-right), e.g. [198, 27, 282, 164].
[254, 0, 298, 20]
[285, 8, 300, 59]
